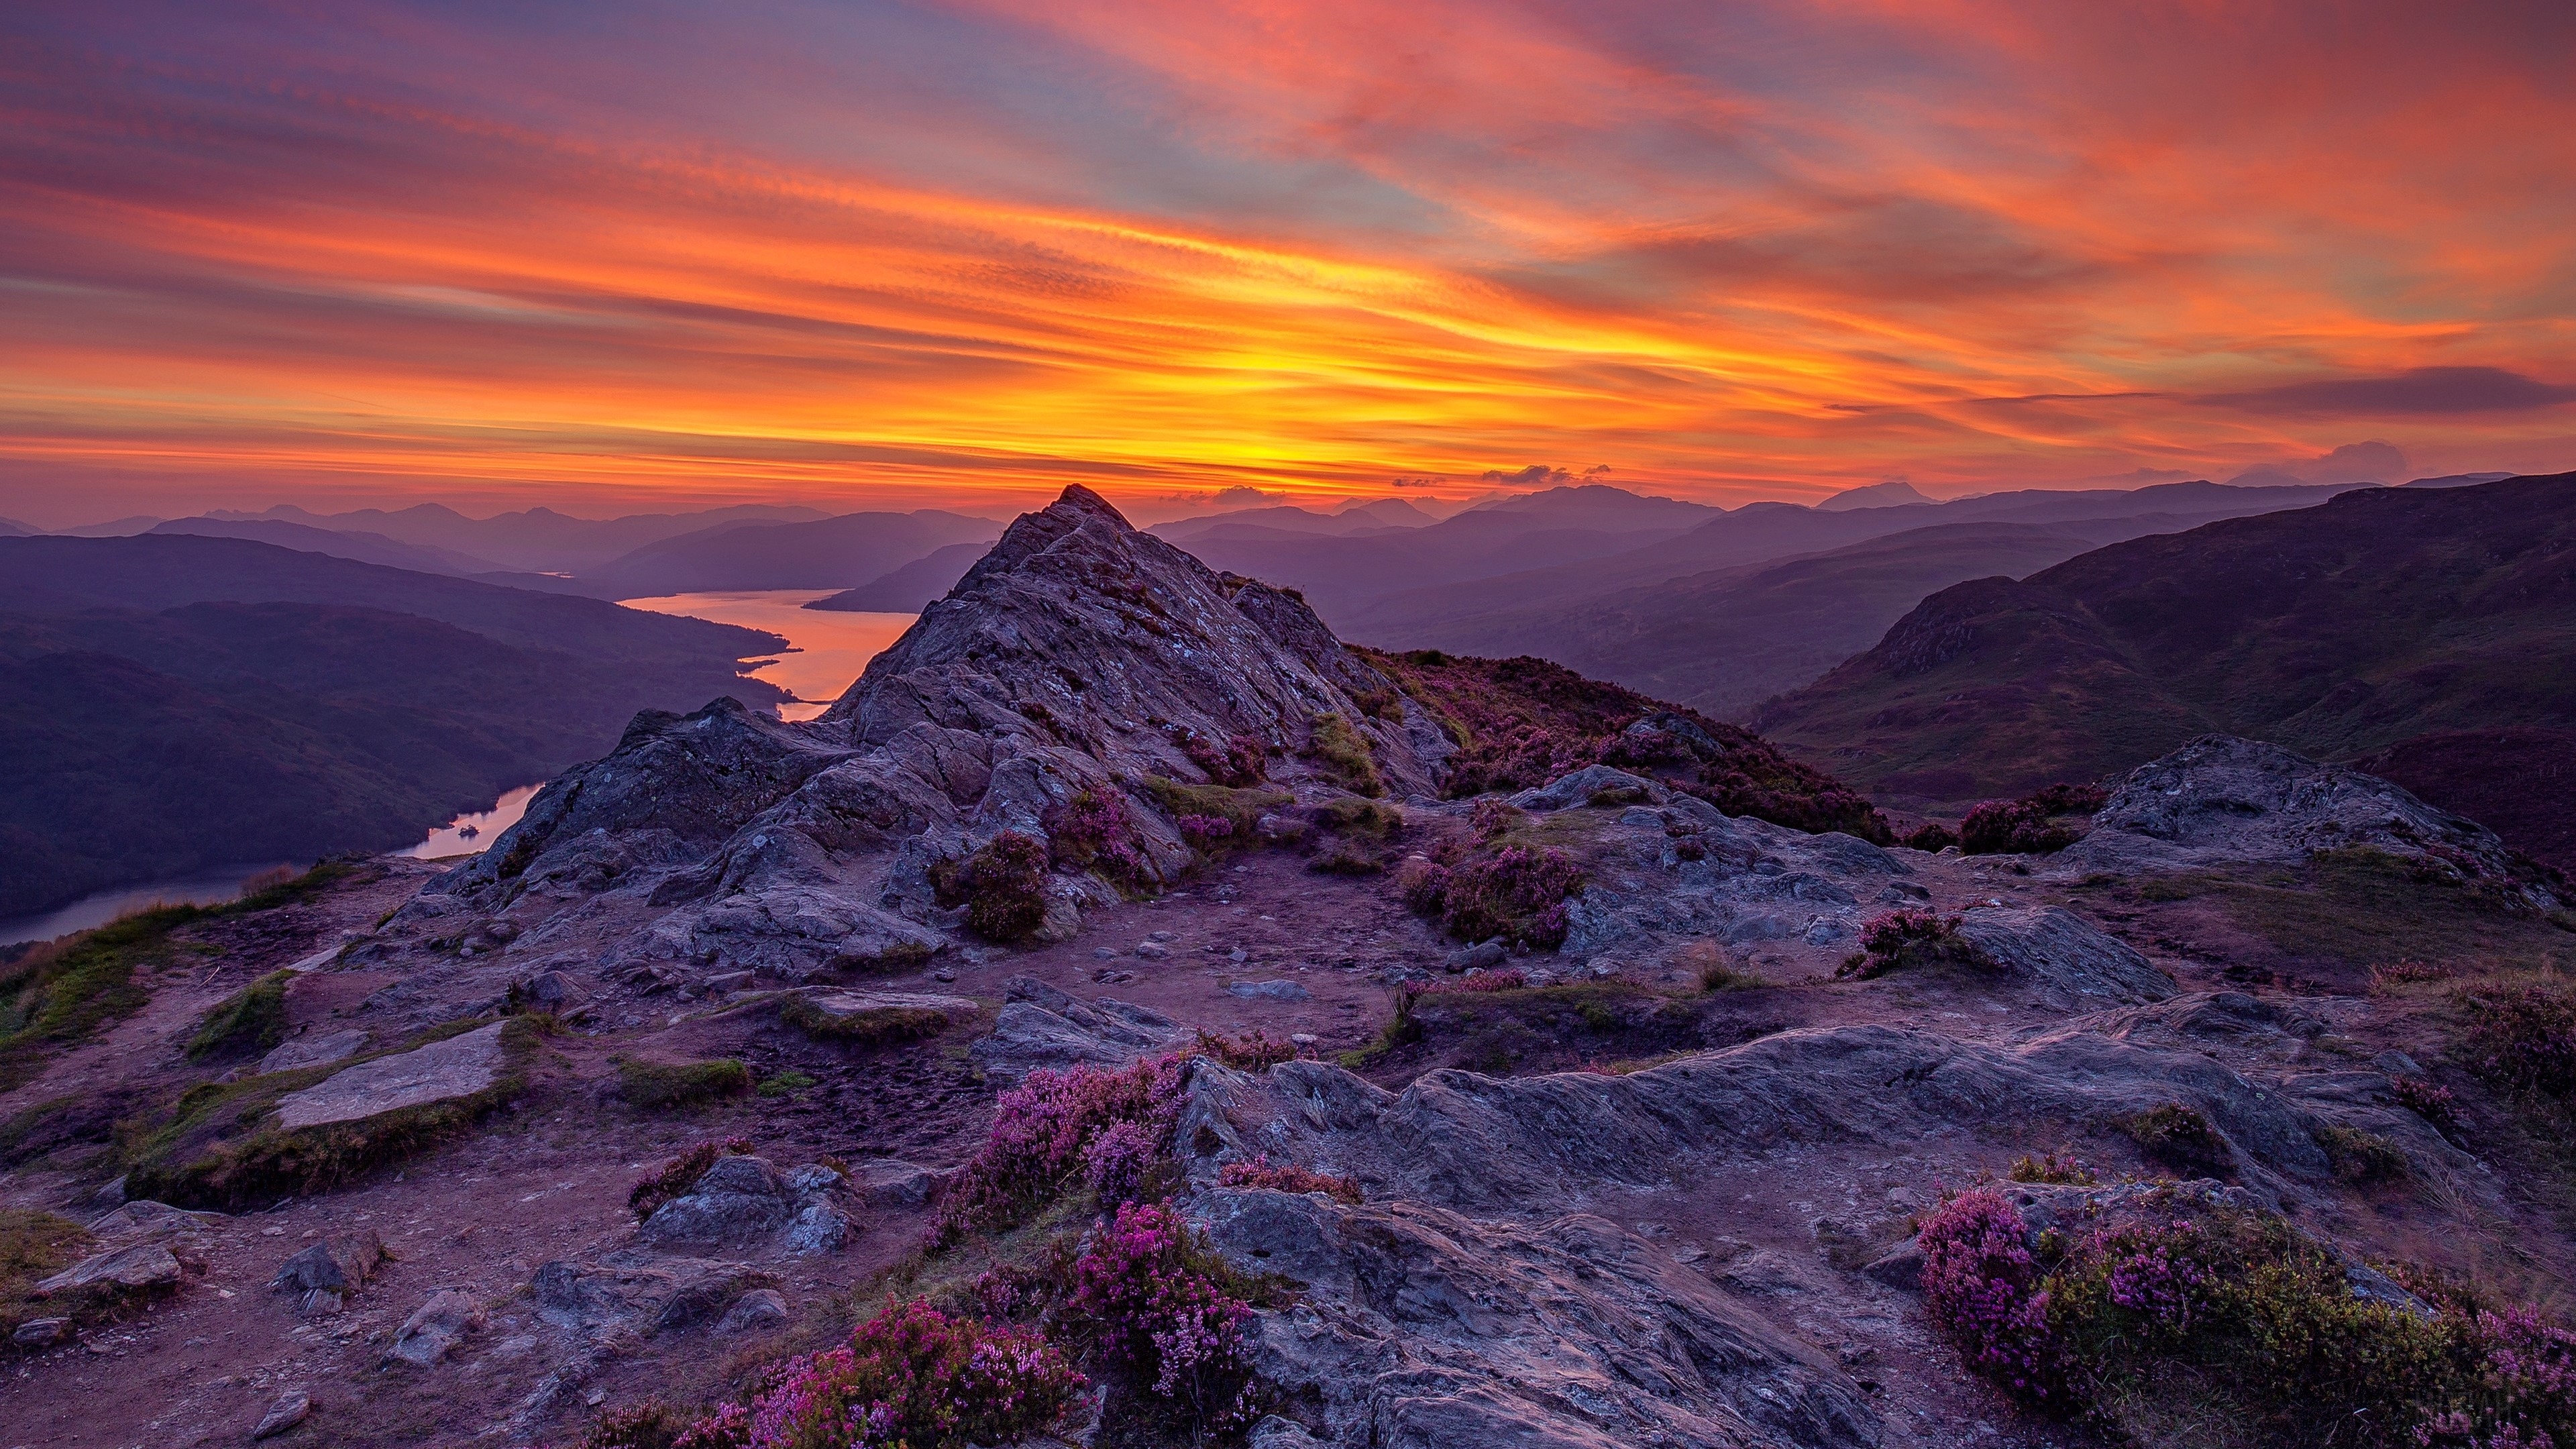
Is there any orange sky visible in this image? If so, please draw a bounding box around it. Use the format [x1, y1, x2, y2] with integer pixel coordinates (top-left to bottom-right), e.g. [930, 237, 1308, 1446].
[3, 0, 2572, 525]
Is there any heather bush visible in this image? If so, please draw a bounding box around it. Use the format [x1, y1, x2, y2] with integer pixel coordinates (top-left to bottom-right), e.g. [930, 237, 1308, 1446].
[1220, 1155, 1360, 1203]
[1175, 729, 1265, 788]
[2394, 1075, 2462, 1134]
[1142, 779, 1290, 853]
[2120, 1103, 2232, 1177]
[1395, 859, 1450, 914]
[1901, 822, 1959, 852]
[1959, 783, 2106, 855]
[661, 1299, 1082, 1449]
[629, 1136, 754, 1222]
[1175, 814, 1233, 850]
[1835, 909, 1996, 979]
[2006, 1151, 2097, 1185]
[934, 831, 1051, 942]
[931, 1054, 1187, 1243]
[1046, 789, 1150, 890]
[1425, 845, 1581, 950]
[1417, 968, 1527, 995]
[1918, 1189, 2576, 1445]
[1069, 1201, 1254, 1426]
[1468, 798, 1525, 838]
[2314, 1124, 2411, 1183]
[2467, 984, 2576, 1096]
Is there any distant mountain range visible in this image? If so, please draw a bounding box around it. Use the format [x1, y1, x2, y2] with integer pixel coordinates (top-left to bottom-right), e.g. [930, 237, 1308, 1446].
[0, 535, 788, 918]
[578, 511, 1001, 598]
[1753, 472, 2576, 869]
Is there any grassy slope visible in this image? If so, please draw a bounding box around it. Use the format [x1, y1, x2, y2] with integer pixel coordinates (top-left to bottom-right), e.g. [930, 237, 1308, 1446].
[1756, 473, 2576, 820]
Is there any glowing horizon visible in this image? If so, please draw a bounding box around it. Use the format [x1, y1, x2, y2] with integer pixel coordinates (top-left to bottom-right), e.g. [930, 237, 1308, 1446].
[3, 1, 2573, 527]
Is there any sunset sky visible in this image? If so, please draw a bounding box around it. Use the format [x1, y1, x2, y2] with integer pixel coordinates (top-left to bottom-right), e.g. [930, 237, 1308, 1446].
[4, 0, 2573, 525]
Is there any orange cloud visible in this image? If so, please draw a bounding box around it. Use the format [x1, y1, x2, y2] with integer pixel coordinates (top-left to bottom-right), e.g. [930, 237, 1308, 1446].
[1, 0, 2571, 524]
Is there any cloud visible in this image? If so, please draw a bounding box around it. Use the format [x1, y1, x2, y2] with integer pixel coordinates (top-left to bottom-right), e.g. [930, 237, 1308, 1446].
[2229, 440, 2411, 487]
[1387, 475, 1446, 489]
[1208, 485, 1283, 505]
[2198, 367, 2576, 417]
[1479, 464, 1611, 489]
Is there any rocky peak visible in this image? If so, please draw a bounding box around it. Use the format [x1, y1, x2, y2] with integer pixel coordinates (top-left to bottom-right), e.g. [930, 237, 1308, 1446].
[424, 486, 1443, 979]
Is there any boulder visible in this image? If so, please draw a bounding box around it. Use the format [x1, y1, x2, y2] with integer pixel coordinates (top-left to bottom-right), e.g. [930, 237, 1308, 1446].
[385, 1289, 484, 1366]
[258, 1028, 370, 1075]
[714, 1287, 791, 1334]
[847, 1157, 938, 1210]
[11, 1317, 72, 1346]
[34, 1242, 182, 1296]
[971, 985, 1185, 1081]
[790, 989, 979, 1029]
[274, 1021, 507, 1130]
[86, 1199, 221, 1242]
[1507, 765, 1659, 812]
[638, 1155, 848, 1252]
[272, 1230, 386, 1315]
[251, 1391, 312, 1440]
[1955, 906, 2176, 1006]
[1226, 979, 1311, 1002]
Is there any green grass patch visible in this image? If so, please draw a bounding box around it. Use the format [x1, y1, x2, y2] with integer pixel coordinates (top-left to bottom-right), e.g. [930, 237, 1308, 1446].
[1140, 778, 1291, 839]
[184, 969, 294, 1063]
[0, 862, 360, 1089]
[617, 1057, 753, 1110]
[2180, 848, 2573, 975]
[1, 1208, 113, 1345]
[1303, 712, 1383, 797]
[757, 1070, 816, 1099]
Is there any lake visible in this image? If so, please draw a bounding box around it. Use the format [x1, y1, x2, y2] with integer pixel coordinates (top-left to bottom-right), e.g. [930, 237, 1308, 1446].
[0, 862, 307, 947]
[620, 590, 918, 722]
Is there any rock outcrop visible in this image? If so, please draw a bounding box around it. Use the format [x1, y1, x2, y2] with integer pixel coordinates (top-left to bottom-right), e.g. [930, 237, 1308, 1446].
[2054, 735, 2557, 906]
[423, 486, 1442, 980]
[274, 1020, 508, 1129]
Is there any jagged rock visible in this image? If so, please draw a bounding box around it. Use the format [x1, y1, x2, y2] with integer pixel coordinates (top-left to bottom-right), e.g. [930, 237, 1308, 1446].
[971, 985, 1185, 1082]
[86, 1199, 221, 1242]
[1955, 905, 2176, 1005]
[250, 1391, 311, 1440]
[272, 1230, 386, 1315]
[386, 1289, 484, 1366]
[639, 1155, 847, 1254]
[429, 486, 1440, 978]
[1196, 1186, 1876, 1449]
[34, 1242, 182, 1296]
[274, 1021, 506, 1130]
[653, 1265, 786, 1332]
[257, 1028, 370, 1075]
[533, 1258, 781, 1338]
[1163, 991, 2467, 1216]
[1507, 764, 1660, 812]
[2055, 735, 2553, 904]
[1246, 1416, 1324, 1449]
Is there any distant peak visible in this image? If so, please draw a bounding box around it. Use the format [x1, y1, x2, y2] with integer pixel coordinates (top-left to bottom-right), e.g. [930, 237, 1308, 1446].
[1817, 480, 1934, 511]
[1048, 484, 1131, 527]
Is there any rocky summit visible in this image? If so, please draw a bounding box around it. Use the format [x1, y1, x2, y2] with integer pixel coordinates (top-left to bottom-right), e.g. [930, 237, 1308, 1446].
[5, 485, 2576, 1449]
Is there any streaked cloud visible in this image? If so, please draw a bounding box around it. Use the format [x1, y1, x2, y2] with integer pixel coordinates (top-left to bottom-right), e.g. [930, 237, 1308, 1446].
[1, 0, 2571, 523]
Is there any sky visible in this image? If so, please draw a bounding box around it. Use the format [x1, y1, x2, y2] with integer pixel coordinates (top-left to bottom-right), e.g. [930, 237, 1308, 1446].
[3, 0, 2573, 527]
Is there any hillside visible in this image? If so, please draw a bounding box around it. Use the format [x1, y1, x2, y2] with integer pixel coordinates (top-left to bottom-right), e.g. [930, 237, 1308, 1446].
[0, 537, 786, 916]
[1756, 472, 2576, 859]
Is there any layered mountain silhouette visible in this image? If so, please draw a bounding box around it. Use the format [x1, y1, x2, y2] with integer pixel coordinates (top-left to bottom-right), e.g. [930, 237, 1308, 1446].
[1755, 472, 2576, 868]
[0, 535, 787, 916]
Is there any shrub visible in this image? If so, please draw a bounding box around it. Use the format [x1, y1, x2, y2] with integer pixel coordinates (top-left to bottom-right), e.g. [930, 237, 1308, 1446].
[1307, 848, 1383, 876]
[630, 1138, 754, 1222]
[1419, 969, 1527, 995]
[1960, 784, 2105, 855]
[2314, 1124, 2410, 1184]
[565, 1399, 696, 1449]
[1917, 1189, 2059, 1399]
[931, 1054, 1187, 1244]
[2373, 959, 2455, 990]
[1175, 814, 1233, 849]
[2393, 1075, 2461, 1134]
[1835, 910, 1996, 979]
[665, 1299, 1082, 1449]
[1177, 729, 1266, 788]
[935, 832, 1051, 943]
[1311, 797, 1402, 841]
[1395, 859, 1450, 914]
[1194, 1029, 1295, 1071]
[1046, 789, 1150, 890]
[2006, 1151, 2098, 1185]
[1142, 780, 1290, 853]
[2121, 1103, 2232, 1177]
[1921, 1190, 2576, 1446]
[2467, 985, 2576, 1095]
[1902, 822, 1959, 852]
[1684, 943, 1762, 992]
[619, 1058, 753, 1110]
[1430, 846, 1581, 950]
[1219, 1155, 1360, 1203]
[1468, 798, 1525, 838]
[185, 970, 294, 1063]
[1303, 712, 1382, 798]
[1069, 1201, 1254, 1424]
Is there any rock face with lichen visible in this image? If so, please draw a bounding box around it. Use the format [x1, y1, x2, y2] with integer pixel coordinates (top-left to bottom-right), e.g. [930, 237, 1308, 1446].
[421, 486, 1441, 982]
